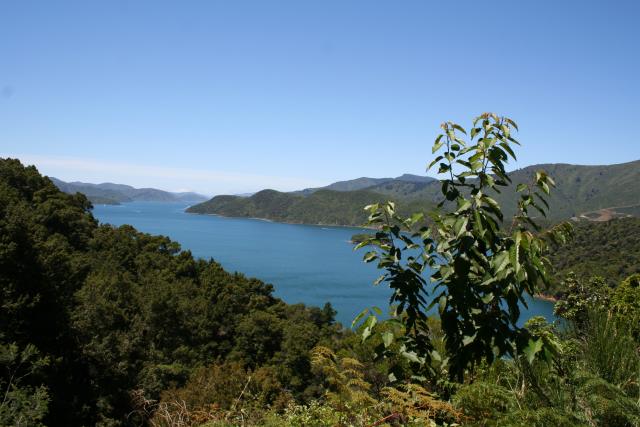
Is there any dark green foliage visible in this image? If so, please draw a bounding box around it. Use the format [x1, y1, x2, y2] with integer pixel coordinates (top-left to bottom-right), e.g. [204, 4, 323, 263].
[451, 313, 640, 426]
[0, 342, 50, 427]
[579, 310, 640, 392]
[547, 273, 640, 425]
[0, 158, 97, 425]
[610, 274, 640, 340]
[553, 274, 611, 324]
[610, 274, 640, 317]
[547, 218, 640, 295]
[452, 381, 516, 423]
[0, 158, 342, 426]
[574, 375, 640, 427]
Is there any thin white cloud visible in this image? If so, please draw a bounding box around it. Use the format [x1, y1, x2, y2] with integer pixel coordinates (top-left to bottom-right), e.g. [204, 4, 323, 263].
[5, 154, 325, 195]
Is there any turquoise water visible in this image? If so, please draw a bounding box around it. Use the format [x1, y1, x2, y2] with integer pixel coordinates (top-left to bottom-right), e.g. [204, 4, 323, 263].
[92, 202, 556, 326]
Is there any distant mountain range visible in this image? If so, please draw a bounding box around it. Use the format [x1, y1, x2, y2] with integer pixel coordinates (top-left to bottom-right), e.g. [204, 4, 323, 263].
[187, 160, 640, 226]
[50, 178, 209, 205]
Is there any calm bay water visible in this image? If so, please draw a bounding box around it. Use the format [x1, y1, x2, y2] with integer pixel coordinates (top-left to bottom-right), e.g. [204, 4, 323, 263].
[92, 202, 555, 325]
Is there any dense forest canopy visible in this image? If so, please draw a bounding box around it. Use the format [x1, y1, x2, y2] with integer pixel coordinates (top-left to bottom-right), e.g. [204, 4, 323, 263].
[0, 158, 343, 426]
[546, 217, 640, 295]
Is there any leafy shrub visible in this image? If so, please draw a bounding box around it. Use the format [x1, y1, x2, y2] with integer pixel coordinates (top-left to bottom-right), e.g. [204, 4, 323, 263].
[609, 274, 640, 339]
[453, 381, 515, 424]
[0, 342, 50, 427]
[575, 375, 640, 427]
[580, 310, 640, 394]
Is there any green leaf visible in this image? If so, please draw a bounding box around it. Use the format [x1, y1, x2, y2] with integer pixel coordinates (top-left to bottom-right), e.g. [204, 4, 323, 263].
[462, 334, 476, 346]
[505, 117, 519, 131]
[402, 351, 422, 364]
[494, 250, 510, 273]
[362, 326, 372, 341]
[361, 315, 378, 342]
[410, 212, 424, 224]
[363, 251, 378, 263]
[382, 331, 394, 348]
[351, 308, 368, 328]
[438, 295, 447, 314]
[451, 123, 467, 135]
[523, 338, 543, 364]
[373, 274, 386, 285]
[428, 155, 444, 171]
[499, 141, 517, 159]
[432, 135, 444, 153]
[540, 181, 550, 195]
[456, 199, 472, 212]
[510, 233, 522, 274]
[453, 216, 469, 237]
[353, 241, 370, 250]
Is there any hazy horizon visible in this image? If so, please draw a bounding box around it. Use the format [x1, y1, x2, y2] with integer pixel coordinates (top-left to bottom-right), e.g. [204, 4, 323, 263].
[2, 1, 639, 194]
[19, 156, 638, 198]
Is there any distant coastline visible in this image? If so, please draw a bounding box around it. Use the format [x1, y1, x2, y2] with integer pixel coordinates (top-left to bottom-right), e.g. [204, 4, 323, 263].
[185, 209, 375, 231]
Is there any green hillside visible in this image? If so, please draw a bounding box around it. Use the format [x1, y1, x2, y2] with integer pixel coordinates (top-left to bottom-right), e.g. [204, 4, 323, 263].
[295, 174, 435, 195]
[546, 217, 640, 295]
[187, 188, 435, 226]
[364, 179, 441, 201]
[493, 161, 640, 220]
[189, 160, 640, 226]
[372, 161, 640, 221]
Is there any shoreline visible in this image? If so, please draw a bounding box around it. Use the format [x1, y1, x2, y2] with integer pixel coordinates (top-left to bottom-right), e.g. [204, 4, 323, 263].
[534, 293, 559, 303]
[185, 210, 378, 231]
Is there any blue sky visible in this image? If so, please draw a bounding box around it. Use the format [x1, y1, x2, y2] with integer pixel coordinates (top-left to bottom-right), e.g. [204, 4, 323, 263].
[1, 0, 639, 195]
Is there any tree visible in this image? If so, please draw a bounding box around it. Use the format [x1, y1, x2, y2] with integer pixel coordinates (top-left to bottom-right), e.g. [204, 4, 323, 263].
[355, 113, 572, 380]
[553, 274, 610, 325]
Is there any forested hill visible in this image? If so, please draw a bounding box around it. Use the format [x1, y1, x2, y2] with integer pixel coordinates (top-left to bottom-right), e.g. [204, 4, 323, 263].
[546, 217, 640, 295]
[186, 188, 437, 226]
[188, 160, 640, 226]
[50, 177, 208, 205]
[0, 158, 343, 426]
